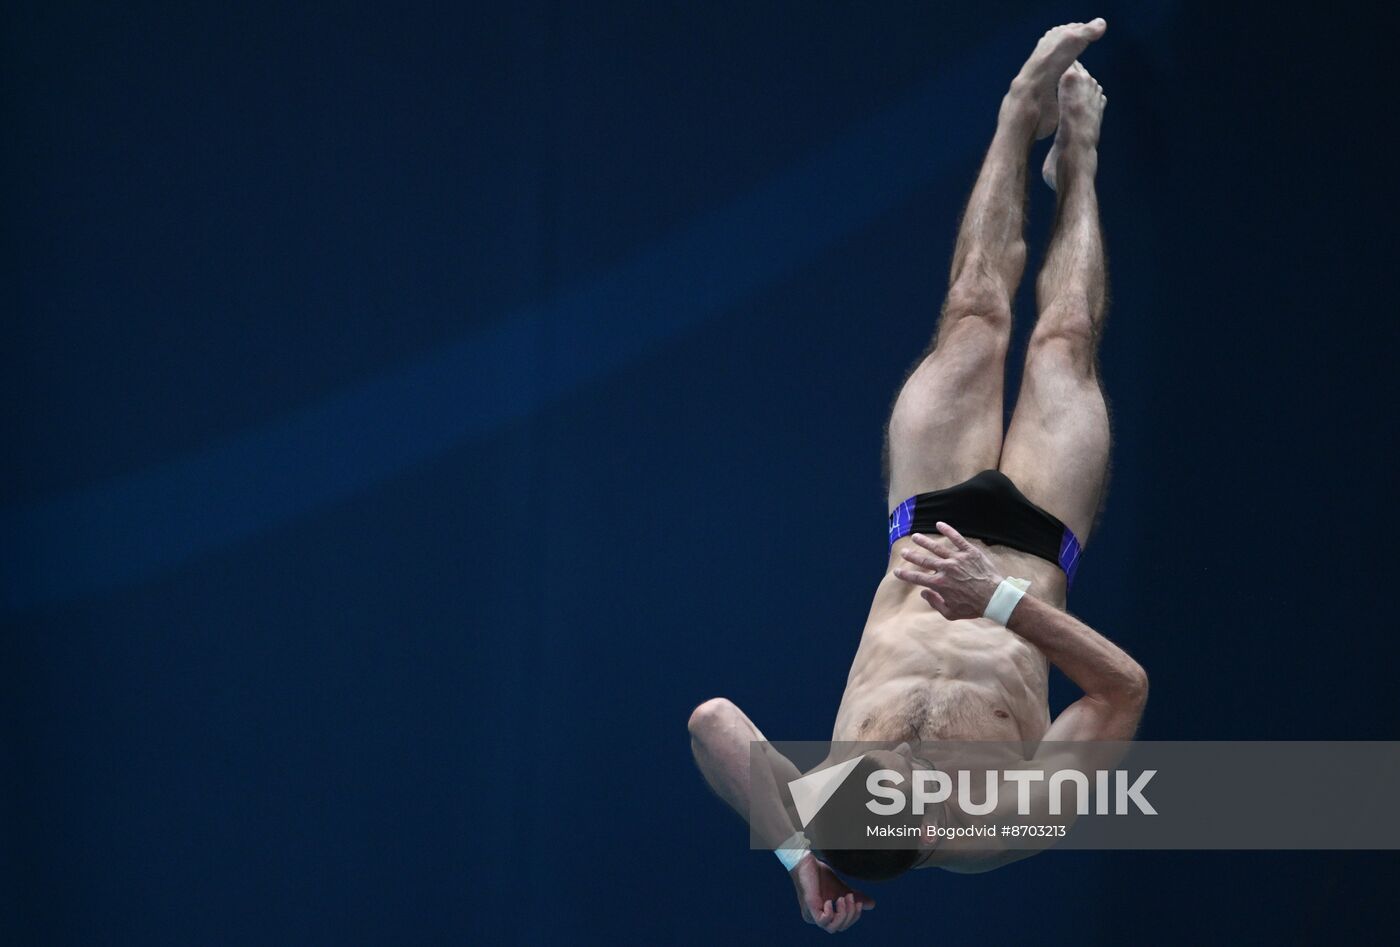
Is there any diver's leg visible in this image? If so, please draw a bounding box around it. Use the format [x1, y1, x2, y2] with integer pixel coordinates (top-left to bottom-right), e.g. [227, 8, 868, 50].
[884, 20, 1107, 510]
[1000, 62, 1111, 544]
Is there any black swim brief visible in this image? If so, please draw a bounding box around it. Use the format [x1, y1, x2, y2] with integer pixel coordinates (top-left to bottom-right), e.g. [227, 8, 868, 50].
[887, 469, 1083, 587]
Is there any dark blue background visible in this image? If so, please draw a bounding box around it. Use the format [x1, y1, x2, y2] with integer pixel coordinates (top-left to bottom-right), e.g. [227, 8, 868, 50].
[5, 1, 1398, 943]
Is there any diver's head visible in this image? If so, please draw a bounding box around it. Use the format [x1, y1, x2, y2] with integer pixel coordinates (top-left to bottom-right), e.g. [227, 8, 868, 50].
[807, 749, 921, 882]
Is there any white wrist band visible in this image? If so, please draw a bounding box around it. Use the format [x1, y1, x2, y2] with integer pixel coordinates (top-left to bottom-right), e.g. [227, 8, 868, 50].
[984, 577, 1031, 626]
[775, 830, 811, 871]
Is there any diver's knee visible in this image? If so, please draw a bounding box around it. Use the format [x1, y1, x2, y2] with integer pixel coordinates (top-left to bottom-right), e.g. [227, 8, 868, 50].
[1029, 301, 1100, 376]
[942, 274, 1013, 334]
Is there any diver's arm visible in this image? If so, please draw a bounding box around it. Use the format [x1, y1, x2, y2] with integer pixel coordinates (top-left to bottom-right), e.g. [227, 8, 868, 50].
[971, 597, 1148, 857]
[688, 699, 873, 933]
[687, 698, 803, 849]
[1008, 594, 1147, 742]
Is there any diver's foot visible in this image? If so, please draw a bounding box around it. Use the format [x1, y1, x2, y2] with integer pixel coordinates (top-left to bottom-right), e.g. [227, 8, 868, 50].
[1042, 61, 1106, 191]
[1006, 19, 1106, 140]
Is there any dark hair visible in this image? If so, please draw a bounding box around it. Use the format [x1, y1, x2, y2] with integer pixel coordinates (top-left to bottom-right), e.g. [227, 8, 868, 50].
[804, 755, 921, 882]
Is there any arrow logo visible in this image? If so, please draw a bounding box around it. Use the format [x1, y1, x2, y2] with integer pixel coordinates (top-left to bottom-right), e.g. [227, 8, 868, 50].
[787, 755, 865, 827]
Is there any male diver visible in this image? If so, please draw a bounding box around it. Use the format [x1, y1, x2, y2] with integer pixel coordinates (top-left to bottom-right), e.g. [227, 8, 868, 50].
[688, 19, 1148, 934]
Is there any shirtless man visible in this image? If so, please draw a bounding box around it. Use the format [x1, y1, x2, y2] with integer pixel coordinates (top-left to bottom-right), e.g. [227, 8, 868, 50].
[688, 19, 1148, 934]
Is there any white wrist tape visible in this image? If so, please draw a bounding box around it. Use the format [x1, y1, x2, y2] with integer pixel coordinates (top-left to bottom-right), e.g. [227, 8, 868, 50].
[775, 830, 812, 871]
[984, 577, 1031, 626]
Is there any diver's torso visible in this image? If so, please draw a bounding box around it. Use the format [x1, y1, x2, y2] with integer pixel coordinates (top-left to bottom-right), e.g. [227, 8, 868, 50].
[831, 537, 1065, 753]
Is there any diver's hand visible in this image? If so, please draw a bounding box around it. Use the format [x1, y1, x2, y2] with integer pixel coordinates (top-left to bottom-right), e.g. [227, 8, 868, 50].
[893, 521, 1005, 620]
[790, 854, 874, 933]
